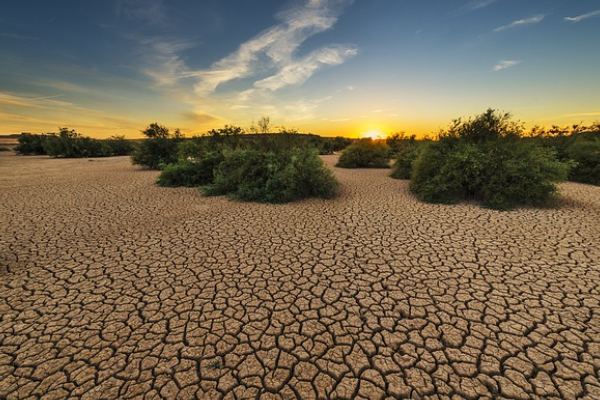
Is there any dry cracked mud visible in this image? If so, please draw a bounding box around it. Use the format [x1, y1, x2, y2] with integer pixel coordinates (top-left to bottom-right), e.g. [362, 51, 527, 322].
[1, 151, 600, 400]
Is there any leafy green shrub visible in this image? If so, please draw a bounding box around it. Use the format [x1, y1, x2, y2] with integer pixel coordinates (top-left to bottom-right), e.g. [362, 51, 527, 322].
[336, 139, 390, 168]
[15, 133, 50, 155]
[566, 140, 600, 185]
[205, 148, 338, 203]
[390, 141, 425, 179]
[156, 151, 224, 187]
[104, 135, 134, 156]
[478, 142, 570, 210]
[43, 128, 112, 158]
[410, 109, 572, 210]
[130, 123, 183, 169]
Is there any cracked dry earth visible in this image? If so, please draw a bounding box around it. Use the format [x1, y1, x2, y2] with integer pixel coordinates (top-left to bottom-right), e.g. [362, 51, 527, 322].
[1, 152, 600, 400]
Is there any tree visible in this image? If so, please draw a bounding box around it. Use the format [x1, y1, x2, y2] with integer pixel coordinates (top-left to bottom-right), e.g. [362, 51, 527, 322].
[250, 116, 271, 134]
[131, 123, 183, 169]
[141, 123, 170, 139]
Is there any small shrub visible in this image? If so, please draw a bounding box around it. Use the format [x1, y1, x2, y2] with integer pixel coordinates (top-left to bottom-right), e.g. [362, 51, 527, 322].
[43, 128, 112, 158]
[0, 146, 10, 152]
[206, 148, 338, 203]
[478, 142, 570, 210]
[104, 135, 134, 156]
[130, 123, 183, 169]
[409, 109, 572, 210]
[566, 140, 600, 185]
[336, 139, 390, 168]
[390, 141, 425, 179]
[156, 151, 224, 187]
[15, 133, 50, 155]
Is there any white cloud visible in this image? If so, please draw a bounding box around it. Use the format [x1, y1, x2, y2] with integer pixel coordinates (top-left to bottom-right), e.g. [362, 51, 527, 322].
[492, 60, 521, 72]
[139, 38, 196, 86]
[494, 15, 545, 32]
[564, 9, 600, 23]
[454, 0, 501, 15]
[187, 0, 356, 96]
[254, 46, 357, 91]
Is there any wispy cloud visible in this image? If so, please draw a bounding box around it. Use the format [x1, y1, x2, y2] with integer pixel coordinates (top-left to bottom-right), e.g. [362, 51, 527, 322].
[139, 38, 195, 86]
[254, 45, 357, 91]
[494, 15, 545, 33]
[181, 0, 356, 96]
[492, 60, 521, 72]
[453, 0, 501, 16]
[563, 111, 600, 118]
[115, 0, 166, 27]
[564, 9, 600, 23]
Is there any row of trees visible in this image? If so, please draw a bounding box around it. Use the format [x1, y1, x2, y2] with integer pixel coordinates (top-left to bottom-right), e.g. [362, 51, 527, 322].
[14, 129, 133, 158]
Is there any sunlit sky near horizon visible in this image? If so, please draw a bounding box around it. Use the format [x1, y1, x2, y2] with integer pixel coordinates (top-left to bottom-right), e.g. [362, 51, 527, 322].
[1, 0, 600, 138]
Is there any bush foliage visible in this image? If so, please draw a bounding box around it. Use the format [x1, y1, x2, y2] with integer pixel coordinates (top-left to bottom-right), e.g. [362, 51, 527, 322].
[336, 139, 390, 168]
[154, 125, 339, 203]
[156, 151, 224, 187]
[566, 139, 600, 185]
[409, 109, 572, 210]
[15, 129, 134, 157]
[390, 140, 426, 179]
[130, 123, 183, 169]
[205, 148, 338, 203]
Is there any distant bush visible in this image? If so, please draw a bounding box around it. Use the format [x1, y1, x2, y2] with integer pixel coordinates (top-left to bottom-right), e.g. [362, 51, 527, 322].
[566, 140, 600, 185]
[321, 136, 353, 154]
[130, 123, 183, 169]
[15, 130, 134, 157]
[104, 135, 134, 156]
[0, 146, 10, 152]
[15, 133, 50, 155]
[336, 139, 390, 168]
[156, 151, 224, 187]
[205, 148, 338, 203]
[42, 128, 109, 158]
[410, 109, 572, 210]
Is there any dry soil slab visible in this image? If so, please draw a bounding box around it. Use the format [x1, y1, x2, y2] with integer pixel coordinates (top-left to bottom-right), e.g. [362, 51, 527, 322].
[1, 152, 600, 400]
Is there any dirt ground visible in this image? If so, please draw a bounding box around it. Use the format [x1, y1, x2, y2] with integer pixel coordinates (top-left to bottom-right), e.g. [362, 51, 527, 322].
[1, 151, 599, 400]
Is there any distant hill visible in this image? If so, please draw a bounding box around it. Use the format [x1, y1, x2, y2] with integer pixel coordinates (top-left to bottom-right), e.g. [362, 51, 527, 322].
[0, 134, 22, 139]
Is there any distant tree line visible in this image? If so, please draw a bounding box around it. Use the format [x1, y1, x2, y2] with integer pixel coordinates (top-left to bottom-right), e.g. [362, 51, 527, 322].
[14, 128, 134, 158]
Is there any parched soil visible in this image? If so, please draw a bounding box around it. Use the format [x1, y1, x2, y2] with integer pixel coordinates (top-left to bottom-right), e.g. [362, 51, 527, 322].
[1, 151, 600, 400]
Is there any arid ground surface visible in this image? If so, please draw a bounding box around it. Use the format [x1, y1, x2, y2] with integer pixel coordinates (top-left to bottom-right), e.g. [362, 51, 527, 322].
[1, 151, 600, 400]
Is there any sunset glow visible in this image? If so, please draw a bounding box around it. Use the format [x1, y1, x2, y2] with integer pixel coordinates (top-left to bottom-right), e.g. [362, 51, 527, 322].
[1, 1, 599, 138]
[361, 130, 385, 140]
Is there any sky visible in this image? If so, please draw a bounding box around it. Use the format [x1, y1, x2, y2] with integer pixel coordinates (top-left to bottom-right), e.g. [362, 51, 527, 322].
[1, 0, 599, 139]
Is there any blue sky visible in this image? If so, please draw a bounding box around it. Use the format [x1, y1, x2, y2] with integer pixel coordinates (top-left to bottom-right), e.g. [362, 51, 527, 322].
[1, 0, 599, 138]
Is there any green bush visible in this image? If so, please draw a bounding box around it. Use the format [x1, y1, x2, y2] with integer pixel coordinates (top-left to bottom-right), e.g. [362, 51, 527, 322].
[566, 140, 600, 185]
[205, 148, 338, 203]
[390, 141, 425, 179]
[336, 139, 390, 168]
[0, 146, 10, 152]
[130, 123, 183, 169]
[156, 151, 224, 187]
[15, 130, 133, 157]
[43, 128, 113, 158]
[15, 133, 50, 155]
[410, 109, 572, 210]
[104, 135, 134, 156]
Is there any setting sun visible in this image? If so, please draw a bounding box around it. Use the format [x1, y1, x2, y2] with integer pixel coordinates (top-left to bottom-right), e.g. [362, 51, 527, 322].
[361, 130, 385, 140]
